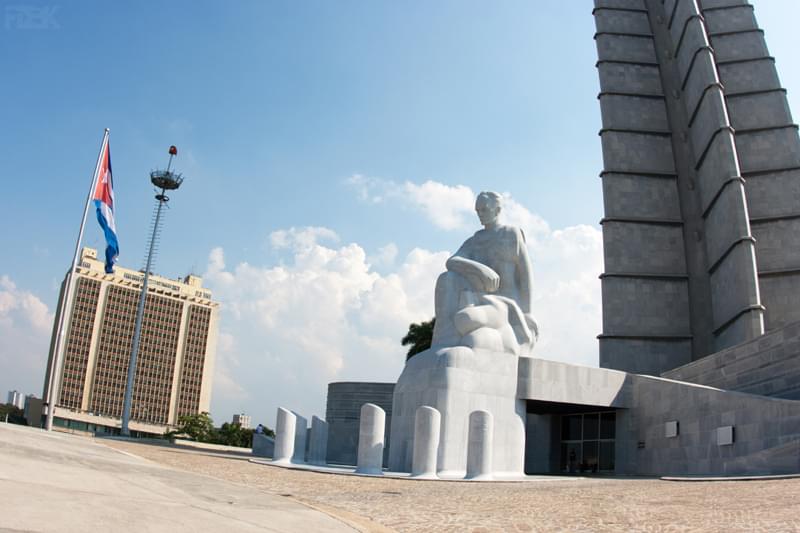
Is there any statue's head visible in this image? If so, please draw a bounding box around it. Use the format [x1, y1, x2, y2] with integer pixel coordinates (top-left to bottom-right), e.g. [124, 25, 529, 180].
[475, 191, 502, 227]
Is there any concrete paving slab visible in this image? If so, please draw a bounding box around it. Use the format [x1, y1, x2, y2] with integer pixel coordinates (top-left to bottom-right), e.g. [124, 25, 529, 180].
[0, 423, 355, 532]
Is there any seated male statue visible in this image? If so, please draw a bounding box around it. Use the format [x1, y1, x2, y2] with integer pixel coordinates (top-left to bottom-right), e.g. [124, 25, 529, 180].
[431, 191, 538, 356]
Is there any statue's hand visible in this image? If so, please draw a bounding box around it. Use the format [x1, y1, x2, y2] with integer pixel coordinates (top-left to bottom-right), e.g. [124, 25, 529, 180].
[466, 264, 499, 293]
[482, 267, 500, 293]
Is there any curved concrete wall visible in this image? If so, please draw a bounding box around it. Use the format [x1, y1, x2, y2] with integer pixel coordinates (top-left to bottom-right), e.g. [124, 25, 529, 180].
[325, 382, 394, 466]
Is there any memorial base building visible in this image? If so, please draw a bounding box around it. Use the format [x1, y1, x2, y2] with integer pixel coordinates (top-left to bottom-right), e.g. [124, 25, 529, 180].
[317, 0, 800, 478]
[42, 247, 219, 437]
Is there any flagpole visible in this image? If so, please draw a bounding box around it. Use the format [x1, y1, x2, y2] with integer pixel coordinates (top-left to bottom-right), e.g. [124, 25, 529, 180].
[45, 128, 110, 431]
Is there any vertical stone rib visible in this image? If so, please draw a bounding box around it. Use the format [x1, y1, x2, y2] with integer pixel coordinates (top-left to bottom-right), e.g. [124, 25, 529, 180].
[595, 0, 775, 374]
[653, 0, 765, 353]
[647, 0, 721, 358]
[595, 0, 694, 375]
[701, 0, 800, 331]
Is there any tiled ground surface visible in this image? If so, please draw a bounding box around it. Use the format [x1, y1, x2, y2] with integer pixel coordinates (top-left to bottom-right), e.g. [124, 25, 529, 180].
[103, 440, 800, 533]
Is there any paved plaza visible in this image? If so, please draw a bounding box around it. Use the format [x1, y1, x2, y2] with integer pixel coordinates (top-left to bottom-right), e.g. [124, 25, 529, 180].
[0, 424, 353, 532]
[104, 437, 800, 532]
[3, 423, 800, 532]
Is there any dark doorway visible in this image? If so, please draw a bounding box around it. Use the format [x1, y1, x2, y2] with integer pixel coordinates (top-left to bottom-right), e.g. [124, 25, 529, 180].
[559, 411, 616, 473]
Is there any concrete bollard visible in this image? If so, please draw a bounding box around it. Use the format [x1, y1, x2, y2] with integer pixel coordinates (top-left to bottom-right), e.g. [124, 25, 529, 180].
[411, 406, 440, 478]
[466, 410, 493, 480]
[272, 407, 296, 464]
[291, 413, 308, 464]
[308, 416, 329, 466]
[355, 403, 385, 475]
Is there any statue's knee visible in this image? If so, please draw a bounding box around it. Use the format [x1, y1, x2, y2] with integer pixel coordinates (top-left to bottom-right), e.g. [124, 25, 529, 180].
[435, 271, 469, 311]
[435, 271, 462, 292]
[463, 327, 504, 353]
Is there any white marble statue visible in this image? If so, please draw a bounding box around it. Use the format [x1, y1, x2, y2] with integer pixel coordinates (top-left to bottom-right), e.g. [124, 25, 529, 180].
[389, 191, 534, 477]
[431, 191, 538, 356]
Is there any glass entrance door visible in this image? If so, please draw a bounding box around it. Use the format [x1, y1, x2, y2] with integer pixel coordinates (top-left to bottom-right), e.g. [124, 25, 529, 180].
[559, 411, 615, 473]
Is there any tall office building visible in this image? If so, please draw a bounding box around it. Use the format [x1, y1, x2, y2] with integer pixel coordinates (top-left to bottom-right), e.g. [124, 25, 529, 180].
[6, 390, 24, 409]
[43, 247, 219, 436]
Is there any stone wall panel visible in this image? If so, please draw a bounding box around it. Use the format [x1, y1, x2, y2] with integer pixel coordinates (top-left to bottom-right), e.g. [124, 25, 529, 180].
[600, 94, 669, 131]
[709, 31, 768, 62]
[595, 9, 652, 35]
[603, 221, 686, 274]
[601, 131, 676, 173]
[602, 277, 691, 336]
[744, 170, 800, 219]
[602, 173, 681, 219]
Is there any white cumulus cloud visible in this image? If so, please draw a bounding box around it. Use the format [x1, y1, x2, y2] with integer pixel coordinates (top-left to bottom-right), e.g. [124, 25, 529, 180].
[0, 276, 54, 399]
[204, 232, 446, 427]
[204, 178, 602, 429]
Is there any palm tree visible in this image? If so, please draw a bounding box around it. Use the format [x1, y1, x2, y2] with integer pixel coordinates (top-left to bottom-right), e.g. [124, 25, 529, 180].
[401, 318, 435, 361]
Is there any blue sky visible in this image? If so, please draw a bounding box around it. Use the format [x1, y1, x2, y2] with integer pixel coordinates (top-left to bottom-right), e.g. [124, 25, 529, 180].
[2, 1, 799, 428]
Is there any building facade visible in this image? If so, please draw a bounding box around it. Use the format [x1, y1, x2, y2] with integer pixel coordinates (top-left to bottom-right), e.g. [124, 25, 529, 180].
[319, 0, 800, 479]
[42, 247, 219, 436]
[24, 395, 43, 428]
[596, 0, 800, 375]
[232, 413, 251, 429]
[326, 382, 394, 466]
[6, 390, 24, 409]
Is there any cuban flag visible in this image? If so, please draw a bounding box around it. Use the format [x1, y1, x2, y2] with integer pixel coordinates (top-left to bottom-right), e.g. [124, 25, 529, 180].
[92, 140, 119, 273]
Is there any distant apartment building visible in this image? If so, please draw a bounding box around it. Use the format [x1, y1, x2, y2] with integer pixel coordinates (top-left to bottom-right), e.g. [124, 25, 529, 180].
[24, 395, 43, 427]
[232, 413, 251, 429]
[42, 247, 219, 436]
[6, 390, 24, 409]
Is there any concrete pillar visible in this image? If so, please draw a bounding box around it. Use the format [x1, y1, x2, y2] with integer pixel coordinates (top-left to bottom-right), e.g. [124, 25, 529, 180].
[411, 406, 440, 478]
[466, 410, 493, 480]
[355, 403, 385, 475]
[308, 415, 329, 466]
[272, 407, 295, 464]
[291, 413, 308, 464]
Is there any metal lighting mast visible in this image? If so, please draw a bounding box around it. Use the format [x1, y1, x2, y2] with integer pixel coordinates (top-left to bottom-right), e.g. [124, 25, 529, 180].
[120, 146, 184, 437]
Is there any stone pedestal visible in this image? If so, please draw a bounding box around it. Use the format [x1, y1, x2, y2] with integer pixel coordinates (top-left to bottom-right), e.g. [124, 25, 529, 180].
[466, 410, 493, 480]
[291, 413, 308, 464]
[355, 403, 385, 475]
[308, 416, 329, 465]
[273, 407, 296, 464]
[389, 346, 525, 477]
[411, 406, 440, 478]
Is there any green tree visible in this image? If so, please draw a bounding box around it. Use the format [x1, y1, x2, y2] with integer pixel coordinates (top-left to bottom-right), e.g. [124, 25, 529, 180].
[402, 318, 435, 361]
[215, 422, 253, 448]
[170, 412, 215, 442]
[0, 403, 27, 426]
[164, 412, 276, 448]
[256, 424, 276, 438]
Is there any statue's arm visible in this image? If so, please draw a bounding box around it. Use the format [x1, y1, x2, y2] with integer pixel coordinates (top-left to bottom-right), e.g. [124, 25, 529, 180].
[515, 228, 534, 314]
[446, 244, 499, 293]
[510, 227, 539, 343]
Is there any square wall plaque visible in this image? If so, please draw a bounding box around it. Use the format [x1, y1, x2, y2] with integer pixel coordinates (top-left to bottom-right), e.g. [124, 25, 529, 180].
[717, 425, 734, 446]
[665, 420, 679, 438]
